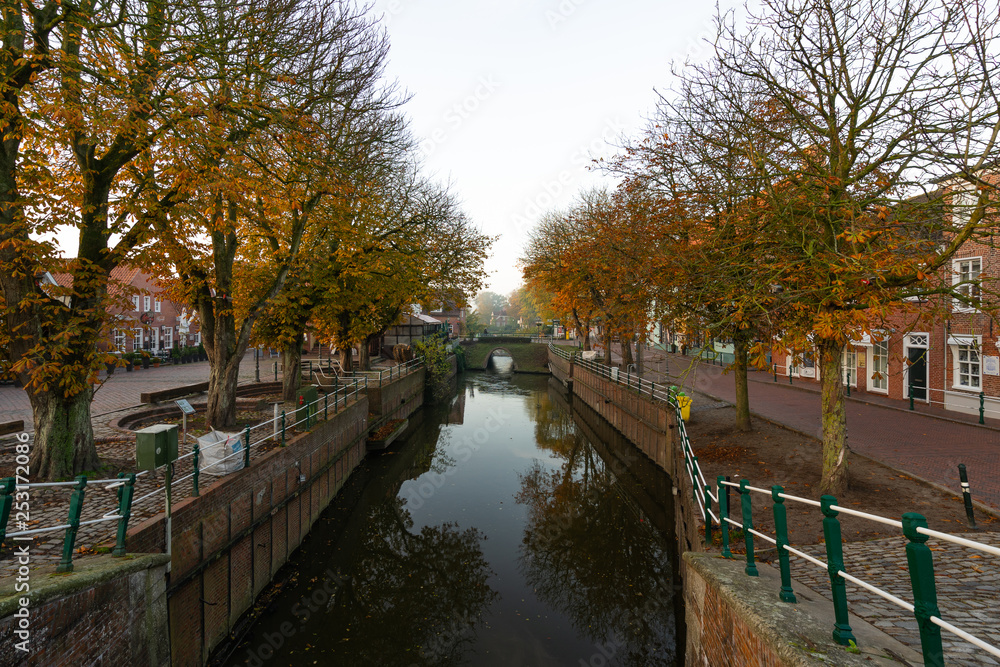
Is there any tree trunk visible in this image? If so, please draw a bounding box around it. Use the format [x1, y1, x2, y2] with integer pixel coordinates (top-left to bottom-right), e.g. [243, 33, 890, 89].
[338, 346, 354, 373]
[359, 334, 376, 371]
[636, 338, 644, 378]
[733, 332, 752, 432]
[603, 330, 614, 366]
[621, 338, 634, 370]
[581, 319, 592, 351]
[28, 388, 101, 480]
[818, 338, 849, 495]
[281, 333, 304, 402]
[206, 358, 242, 429]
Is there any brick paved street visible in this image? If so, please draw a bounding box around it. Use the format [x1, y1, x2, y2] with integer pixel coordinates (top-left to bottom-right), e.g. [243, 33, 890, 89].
[623, 348, 1000, 511]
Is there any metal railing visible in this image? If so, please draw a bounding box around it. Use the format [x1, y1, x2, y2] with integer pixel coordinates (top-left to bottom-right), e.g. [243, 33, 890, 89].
[0, 360, 424, 570]
[673, 396, 1000, 665]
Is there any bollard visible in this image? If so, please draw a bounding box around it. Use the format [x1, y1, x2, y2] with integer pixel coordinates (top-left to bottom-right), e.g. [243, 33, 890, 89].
[739, 480, 758, 576]
[718, 476, 732, 558]
[113, 473, 136, 557]
[704, 483, 714, 547]
[820, 496, 856, 646]
[903, 513, 945, 667]
[244, 426, 251, 468]
[280, 411, 286, 447]
[773, 366, 777, 383]
[846, 371, 851, 397]
[57, 475, 88, 573]
[192, 442, 200, 497]
[909, 384, 914, 411]
[958, 464, 977, 529]
[771, 485, 797, 603]
[0, 477, 14, 547]
[979, 391, 985, 425]
[274, 361, 278, 382]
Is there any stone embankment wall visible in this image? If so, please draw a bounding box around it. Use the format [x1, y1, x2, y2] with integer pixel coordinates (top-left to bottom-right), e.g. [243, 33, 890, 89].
[548, 352, 573, 387]
[0, 554, 170, 667]
[366, 368, 426, 422]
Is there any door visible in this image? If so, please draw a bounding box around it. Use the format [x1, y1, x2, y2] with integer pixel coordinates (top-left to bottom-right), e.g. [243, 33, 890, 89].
[907, 347, 927, 401]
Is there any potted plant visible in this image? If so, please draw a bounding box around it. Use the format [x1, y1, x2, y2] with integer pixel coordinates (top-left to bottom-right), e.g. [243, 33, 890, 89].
[197, 343, 206, 361]
[106, 354, 118, 375]
[140, 350, 150, 369]
[152, 355, 160, 368]
[170, 347, 181, 365]
[123, 352, 135, 372]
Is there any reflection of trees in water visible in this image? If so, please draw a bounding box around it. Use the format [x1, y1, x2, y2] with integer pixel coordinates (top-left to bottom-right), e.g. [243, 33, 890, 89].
[515, 444, 676, 666]
[328, 496, 498, 666]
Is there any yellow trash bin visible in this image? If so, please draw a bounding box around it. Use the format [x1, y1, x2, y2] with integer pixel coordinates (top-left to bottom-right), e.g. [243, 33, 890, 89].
[677, 394, 692, 421]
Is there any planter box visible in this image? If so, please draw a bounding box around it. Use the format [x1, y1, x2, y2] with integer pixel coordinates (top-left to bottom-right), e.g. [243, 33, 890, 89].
[366, 419, 408, 452]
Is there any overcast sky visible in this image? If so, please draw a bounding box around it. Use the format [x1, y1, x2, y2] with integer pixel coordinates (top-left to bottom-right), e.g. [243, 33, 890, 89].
[369, 0, 737, 297]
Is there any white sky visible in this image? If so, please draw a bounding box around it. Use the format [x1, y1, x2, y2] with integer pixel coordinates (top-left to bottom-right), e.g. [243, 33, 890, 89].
[370, 0, 734, 296]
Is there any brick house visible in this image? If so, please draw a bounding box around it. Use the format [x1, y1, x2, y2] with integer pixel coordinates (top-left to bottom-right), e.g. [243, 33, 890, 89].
[47, 265, 201, 356]
[774, 181, 999, 420]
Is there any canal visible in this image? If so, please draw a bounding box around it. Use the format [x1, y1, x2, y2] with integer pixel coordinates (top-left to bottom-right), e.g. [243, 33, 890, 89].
[222, 362, 681, 666]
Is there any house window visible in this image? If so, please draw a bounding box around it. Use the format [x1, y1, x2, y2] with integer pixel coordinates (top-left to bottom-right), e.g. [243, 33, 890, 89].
[133, 296, 140, 312]
[133, 328, 143, 351]
[154, 298, 161, 313]
[952, 189, 978, 226]
[842, 347, 857, 386]
[113, 330, 126, 351]
[952, 257, 981, 312]
[955, 344, 981, 390]
[163, 327, 173, 349]
[194, 331, 201, 345]
[870, 340, 888, 392]
[143, 295, 151, 312]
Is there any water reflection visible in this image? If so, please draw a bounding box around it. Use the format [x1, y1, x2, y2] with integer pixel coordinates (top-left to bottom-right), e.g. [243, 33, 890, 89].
[225, 371, 677, 666]
[516, 389, 677, 666]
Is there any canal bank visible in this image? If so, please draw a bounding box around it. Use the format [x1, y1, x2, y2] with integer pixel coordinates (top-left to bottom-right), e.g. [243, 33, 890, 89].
[216, 365, 683, 666]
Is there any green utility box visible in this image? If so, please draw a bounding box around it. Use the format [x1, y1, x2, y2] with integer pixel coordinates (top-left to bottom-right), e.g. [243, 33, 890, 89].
[296, 385, 319, 428]
[135, 423, 179, 470]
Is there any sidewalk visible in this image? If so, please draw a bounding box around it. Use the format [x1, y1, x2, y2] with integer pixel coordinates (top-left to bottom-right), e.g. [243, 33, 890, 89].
[615, 347, 1000, 511]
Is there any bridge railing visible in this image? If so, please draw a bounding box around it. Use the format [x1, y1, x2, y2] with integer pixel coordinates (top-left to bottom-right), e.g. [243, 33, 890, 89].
[569, 349, 675, 403]
[0, 361, 411, 570]
[672, 396, 1000, 664]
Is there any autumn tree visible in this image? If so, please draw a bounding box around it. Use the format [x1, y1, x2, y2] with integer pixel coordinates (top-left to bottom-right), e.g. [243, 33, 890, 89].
[0, 0, 229, 478]
[663, 0, 1000, 493]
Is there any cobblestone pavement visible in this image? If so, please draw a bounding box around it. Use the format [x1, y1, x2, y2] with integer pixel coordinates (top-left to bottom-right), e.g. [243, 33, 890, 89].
[0, 352, 384, 580]
[621, 348, 1000, 511]
[782, 532, 1000, 666]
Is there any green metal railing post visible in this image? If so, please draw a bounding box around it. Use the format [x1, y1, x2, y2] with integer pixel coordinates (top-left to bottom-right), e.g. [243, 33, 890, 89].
[324, 393, 329, 420]
[771, 485, 797, 603]
[739, 480, 758, 576]
[113, 473, 136, 557]
[909, 384, 914, 411]
[979, 391, 986, 424]
[717, 476, 732, 558]
[820, 495, 856, 646]
[789, 368, 793, 384]
[903, 512, 945, 667]
[274, 361, 277, 382]
[692, 456, 700, 505]
[0, 477, 14, 547]
[280, 410, 286, 447]
[56, 475, 88, 573]
[192, 442, 200, 497]
[703, 483, 714, 547]
[773, 366, 777, 382]
[244, 426, 251, 467]
[334, 387, 339, 414]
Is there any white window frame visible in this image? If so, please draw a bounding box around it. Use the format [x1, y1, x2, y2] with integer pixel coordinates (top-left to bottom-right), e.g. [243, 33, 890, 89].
[952, 256, 981, 313]
[868, 340, 889, 394]
[113, 329, 126, 351]
[194, 331, 201, 345]
[132, 328, 143, 351]
[133, 295, 141, 312]
[143, 295, 151, 312]
[949, 335, 982, 391]
[163, 327, 173, 350]
[154, 298, 161, 313]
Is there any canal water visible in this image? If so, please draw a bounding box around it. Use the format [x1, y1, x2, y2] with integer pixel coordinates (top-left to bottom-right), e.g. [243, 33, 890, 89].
[223, 362, 681, 666]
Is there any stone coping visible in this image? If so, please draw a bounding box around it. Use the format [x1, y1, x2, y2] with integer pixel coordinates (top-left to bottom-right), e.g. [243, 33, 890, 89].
[0, 553, 170, 616]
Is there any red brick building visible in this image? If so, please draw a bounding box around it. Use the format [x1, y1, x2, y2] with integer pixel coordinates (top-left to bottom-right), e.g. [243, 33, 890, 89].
[45, 265, 201, 356]
[774, 183, 999, 420]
